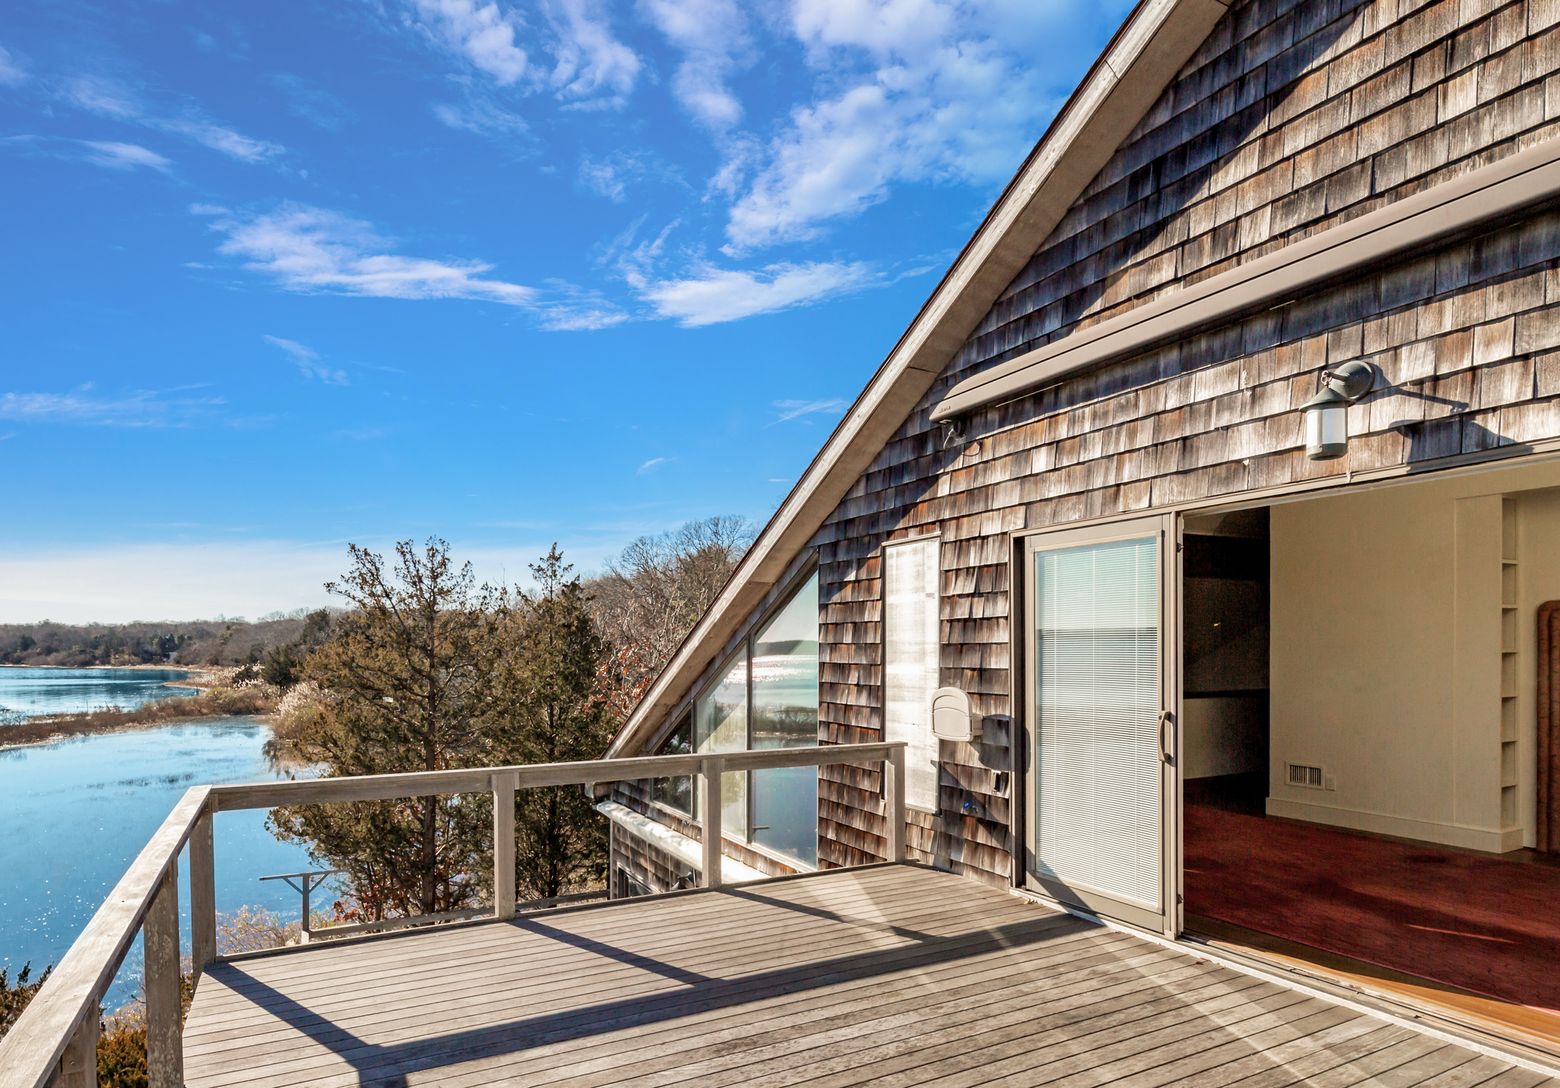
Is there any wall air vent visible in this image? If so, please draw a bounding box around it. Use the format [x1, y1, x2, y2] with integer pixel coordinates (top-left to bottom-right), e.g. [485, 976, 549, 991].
[1286, 762, 1324, 789]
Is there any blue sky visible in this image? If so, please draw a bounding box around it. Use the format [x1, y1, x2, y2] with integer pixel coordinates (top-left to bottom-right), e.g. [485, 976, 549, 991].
[0, 0, 1129, 622]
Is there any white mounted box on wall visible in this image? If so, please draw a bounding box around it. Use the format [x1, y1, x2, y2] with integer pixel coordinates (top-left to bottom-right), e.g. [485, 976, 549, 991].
[931, 687, 977, 742]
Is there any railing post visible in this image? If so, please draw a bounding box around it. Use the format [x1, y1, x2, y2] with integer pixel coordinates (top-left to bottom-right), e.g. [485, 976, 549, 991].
[144, 866, 182, 1088]
[57, 1012, 98, 1088]
[189, 810, 216, 974]
[698, 755, 723, 889]
[885, 746, 907, 862]
[492, 771, 518, 920]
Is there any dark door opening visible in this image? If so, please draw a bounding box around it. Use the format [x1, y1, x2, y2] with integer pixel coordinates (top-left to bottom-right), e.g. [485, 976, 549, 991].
[1180, 480, 1560, 1053]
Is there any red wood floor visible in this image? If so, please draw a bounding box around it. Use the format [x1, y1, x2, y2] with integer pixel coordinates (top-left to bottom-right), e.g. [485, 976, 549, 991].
[1184, 803, 1560, 1013]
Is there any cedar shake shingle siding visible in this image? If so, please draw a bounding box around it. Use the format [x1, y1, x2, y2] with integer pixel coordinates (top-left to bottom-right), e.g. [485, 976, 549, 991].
[813, 0, 1560, 883]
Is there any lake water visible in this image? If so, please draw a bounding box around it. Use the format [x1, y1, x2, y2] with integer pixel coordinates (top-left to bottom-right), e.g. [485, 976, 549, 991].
[0, 719, 317, 1007]
[0, 666, 197, 720]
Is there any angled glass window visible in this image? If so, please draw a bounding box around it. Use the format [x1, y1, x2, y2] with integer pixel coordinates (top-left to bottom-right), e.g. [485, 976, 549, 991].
[650, 713, 693, 814]
[750, 571, 820, 865]
[696, 650, 749, 839]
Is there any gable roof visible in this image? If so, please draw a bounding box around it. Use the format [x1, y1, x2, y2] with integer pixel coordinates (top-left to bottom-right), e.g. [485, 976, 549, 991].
[606, 0, 1231, 758]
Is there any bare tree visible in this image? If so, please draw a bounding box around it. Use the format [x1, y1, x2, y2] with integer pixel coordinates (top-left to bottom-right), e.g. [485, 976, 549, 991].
[589, 516, 754, 721]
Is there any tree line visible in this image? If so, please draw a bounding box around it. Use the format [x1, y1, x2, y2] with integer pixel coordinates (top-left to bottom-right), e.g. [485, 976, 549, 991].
[0, 612, 334, 669]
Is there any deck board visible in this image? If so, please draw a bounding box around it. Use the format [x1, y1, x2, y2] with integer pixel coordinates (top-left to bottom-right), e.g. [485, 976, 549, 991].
[182, 865, 1557, 1088]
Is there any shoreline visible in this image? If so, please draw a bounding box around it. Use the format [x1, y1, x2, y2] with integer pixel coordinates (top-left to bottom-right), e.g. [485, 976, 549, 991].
[0, 675, 276, 751]
[0, 663, 231, 701]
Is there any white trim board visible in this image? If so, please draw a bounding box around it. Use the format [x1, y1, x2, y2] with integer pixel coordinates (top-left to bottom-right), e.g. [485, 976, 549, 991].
[596, 801, 767, 884]
[1264, 796, 1525, 854]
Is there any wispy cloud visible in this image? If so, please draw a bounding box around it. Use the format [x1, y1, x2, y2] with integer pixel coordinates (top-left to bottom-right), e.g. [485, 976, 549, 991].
[262, 335, 349, 384]
[638, 260, 875, 327]
[0, 44, 27, 87]
[636, 456, 675, 474]
[0, 386, 226, 428]
[770, 397, 847, 425]
[62, 75, 282, 164]
[577, 149, 682, 203]
[533, 283, 629, 331]
[405, 0, 638, 108]
[207, 204, 537, 305]
[79, 140, 172, 172]
[267, 73, 353, 130]
[431, 97, 530, 139]
[3, 135, 173, 173]
[639, 0, 751, 130]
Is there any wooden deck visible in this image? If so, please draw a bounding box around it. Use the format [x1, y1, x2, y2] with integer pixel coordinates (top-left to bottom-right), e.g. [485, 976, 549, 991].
[182, 865, 1555, 1088]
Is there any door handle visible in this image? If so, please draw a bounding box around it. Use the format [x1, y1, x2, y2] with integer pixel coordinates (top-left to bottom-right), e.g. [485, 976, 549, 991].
[1158, 710, 1175, 765]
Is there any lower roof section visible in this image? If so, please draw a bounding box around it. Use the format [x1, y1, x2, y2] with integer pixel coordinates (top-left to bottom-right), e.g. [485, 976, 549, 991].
[595, 800, 766, 885]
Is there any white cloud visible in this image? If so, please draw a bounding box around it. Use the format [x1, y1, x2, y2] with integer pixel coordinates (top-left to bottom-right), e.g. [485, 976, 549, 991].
[262, 335, 349, 385]
[79, 140, 172, 172]
[0, 44, 28, 87]
[411, 0, 529, 84]
[790, 0, 955, 60]
[577, 149, 682, 203]
[636, 456, 674, 474]
[0, 386, 226, 428]
[638, 0, 749, 129]
[770, 397, 848, 424]
[723, 0, 1111, 250]
[161, 118, 279, 162]
[544, 0, 641, 106]
[407, 0, 637, 107]
[63, 75, 282, 164]
[535, 296, 629, 331]
[2, 135, 173, 174]
[431, 97, 530, 138]
[208, 204, 537, 306]
[579, 156, 631, 202]
[639, 260, 874, 326]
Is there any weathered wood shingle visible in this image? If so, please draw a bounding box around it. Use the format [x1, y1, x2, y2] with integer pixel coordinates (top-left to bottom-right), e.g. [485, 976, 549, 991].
[814, 0, 1560, 884]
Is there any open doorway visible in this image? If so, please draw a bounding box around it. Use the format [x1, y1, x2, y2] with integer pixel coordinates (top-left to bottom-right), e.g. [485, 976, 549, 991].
[1181, 460, 1560, 1052]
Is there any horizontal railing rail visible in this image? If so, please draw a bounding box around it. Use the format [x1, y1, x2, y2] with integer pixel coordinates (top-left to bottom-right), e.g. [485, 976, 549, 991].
[0, 741, 907, 1088]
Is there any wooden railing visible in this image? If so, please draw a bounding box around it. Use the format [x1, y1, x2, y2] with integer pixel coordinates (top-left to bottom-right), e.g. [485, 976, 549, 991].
[0, 742, 907, 1088]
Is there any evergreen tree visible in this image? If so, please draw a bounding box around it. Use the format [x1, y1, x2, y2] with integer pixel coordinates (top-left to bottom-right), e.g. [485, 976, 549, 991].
[269, 540, 506, 918]
[491, 546, 612, 901]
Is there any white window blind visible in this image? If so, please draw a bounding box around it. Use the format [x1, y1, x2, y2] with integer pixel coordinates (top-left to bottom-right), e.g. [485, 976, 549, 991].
[1033, 536, 1162, 911]
[884, 537, 941, 812]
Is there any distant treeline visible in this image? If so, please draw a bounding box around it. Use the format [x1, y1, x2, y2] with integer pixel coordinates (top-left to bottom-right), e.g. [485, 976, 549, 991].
[0, 611, 338, 668]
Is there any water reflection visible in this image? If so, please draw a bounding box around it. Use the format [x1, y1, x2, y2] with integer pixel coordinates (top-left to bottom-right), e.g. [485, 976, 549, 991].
[0, 666, 197, 720]
[0, 718, 315, 1007]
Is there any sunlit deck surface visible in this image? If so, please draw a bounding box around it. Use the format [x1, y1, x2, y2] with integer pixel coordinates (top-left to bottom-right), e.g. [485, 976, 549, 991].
[183, 864, 1554, 1088]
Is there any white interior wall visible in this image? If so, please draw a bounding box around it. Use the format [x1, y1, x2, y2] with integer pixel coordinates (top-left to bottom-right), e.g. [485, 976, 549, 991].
[1266, 459, 1560, 852]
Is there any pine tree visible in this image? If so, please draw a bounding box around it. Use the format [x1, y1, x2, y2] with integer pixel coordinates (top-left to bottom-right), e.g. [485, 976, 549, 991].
[491, 546, 612, 901]
[269, 539, 505, 918]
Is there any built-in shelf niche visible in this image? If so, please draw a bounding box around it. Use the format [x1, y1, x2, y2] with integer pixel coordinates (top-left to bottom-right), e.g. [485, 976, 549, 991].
[1500, 498, 1520, 827]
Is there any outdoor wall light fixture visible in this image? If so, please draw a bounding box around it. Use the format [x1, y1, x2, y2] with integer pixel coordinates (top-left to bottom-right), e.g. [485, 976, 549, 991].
[1300, 361, 1377, 461]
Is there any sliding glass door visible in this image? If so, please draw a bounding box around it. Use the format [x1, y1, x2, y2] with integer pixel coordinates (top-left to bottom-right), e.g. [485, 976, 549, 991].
[1024, 516, 1176, 932]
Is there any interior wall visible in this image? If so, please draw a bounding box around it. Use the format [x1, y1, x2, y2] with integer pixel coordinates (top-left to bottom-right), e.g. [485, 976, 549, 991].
[1267, 460, 1560, 852]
